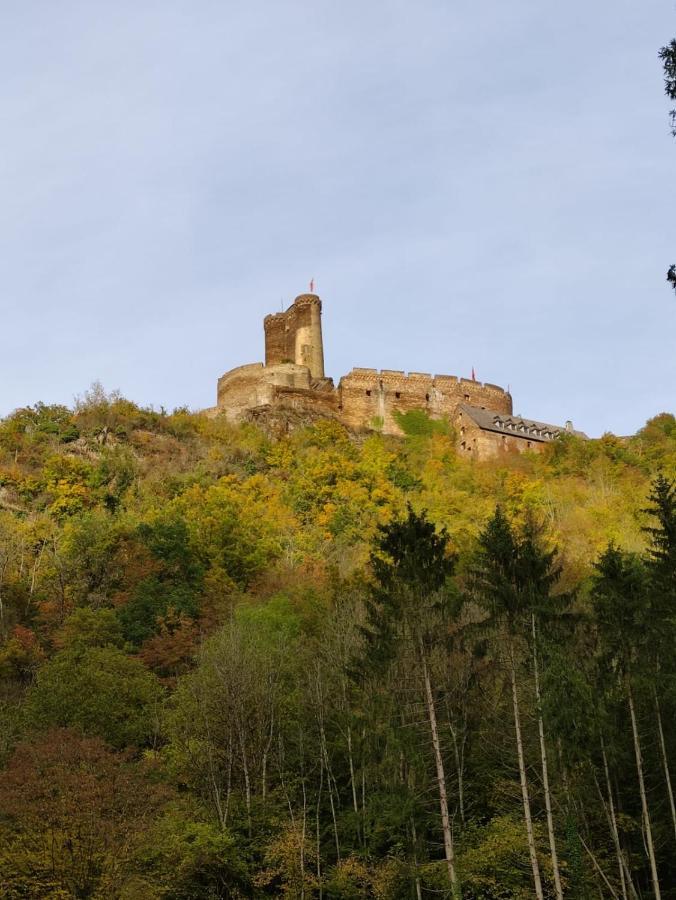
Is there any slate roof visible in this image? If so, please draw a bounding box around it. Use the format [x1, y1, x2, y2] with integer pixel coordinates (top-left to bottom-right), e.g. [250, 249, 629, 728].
[460, 405, 587, 443]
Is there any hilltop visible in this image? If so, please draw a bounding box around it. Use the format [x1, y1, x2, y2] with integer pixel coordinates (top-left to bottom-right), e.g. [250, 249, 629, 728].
[0, 386, 674, 898]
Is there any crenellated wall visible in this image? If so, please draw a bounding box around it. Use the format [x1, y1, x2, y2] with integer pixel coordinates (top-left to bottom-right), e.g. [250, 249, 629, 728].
[337, 368, 512, 435]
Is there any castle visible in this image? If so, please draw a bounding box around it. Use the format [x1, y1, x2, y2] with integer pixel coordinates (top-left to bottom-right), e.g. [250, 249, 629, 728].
[211, 292, 580, 459]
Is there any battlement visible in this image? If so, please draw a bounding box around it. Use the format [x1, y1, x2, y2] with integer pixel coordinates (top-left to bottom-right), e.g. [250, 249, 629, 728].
[340, 368, 511, 396]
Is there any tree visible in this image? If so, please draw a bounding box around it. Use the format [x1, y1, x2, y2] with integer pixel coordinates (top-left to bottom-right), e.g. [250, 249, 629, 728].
[0, 728, 167, 898]
[659, 39, 676, 292]
[642, 475, 676, 844]
[26, 645, 163, 748]
[592, 544, 662, 899]
[361, 506, 460, 895]
[472, 508, 546, 900]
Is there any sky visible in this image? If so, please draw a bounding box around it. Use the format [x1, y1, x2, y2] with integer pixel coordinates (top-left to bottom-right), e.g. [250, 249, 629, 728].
[1, 0, 674, 437]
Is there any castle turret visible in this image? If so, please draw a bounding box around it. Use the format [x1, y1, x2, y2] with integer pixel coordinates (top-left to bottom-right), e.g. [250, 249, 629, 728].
[264, 293, 325, 379]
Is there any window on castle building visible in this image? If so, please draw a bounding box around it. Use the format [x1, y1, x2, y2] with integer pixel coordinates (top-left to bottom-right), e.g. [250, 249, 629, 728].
[365, 389, 371, 396]
[464, 393, 470, 401]
[527, 441, 532, 449]
[395, 391, 401, 399]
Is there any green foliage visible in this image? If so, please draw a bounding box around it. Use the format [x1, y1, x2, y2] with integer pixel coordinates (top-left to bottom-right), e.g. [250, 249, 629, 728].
[0, 393, 675, 897]
[137, 802, 248, 898]
[56, 607, 124, 650]
[458, 817, 556, 899]
[394, 407, 451, 437]
[25, 646, 162, 747]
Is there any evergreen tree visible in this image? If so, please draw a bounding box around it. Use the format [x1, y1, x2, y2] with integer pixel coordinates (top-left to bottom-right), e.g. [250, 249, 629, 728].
[473, 507, 546, 900]
[361, 505, 460, 896]
[592, 545, 662, 899]
[659, 38, 676, 292]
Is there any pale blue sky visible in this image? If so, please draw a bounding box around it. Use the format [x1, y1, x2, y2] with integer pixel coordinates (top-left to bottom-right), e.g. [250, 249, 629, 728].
[1, 0, 674, 435]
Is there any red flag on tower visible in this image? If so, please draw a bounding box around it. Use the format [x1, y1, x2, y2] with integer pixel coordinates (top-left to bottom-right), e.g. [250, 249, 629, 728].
[309, 278, 315, 293]
[471, 367, 476, 381]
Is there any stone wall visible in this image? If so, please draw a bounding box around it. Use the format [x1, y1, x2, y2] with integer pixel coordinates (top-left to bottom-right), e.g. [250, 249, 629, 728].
[337, 369, 512, 435]
[264, 294, 325, 379]
[217, 362, 317, 422]
[457, 410, 547, 459]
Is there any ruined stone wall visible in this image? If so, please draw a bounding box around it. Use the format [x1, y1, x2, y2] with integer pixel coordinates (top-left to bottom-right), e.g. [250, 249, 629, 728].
[264, 294, 325, 379]
[217, 363, 315, 422]
[337, 369, 512, 435]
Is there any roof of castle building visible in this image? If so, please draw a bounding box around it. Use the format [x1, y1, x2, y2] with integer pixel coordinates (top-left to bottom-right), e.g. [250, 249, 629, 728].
[460, 405, 587, 442]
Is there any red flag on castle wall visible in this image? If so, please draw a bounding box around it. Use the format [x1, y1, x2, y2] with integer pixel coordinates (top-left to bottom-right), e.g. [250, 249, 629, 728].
[471, 367, 476, 381]
[309, 278, 315, 293]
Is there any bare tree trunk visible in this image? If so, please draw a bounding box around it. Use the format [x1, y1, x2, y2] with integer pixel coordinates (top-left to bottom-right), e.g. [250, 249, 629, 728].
[262, 712, 275, 802]
[361, 725, 367, 846]
[445, 695, 467, 828]
[578, 832, 621, 900]
[595, 735, 637, 900]
[627, 677, 661, 899]
[346, 723, 359, 813]
[237, 725, 252, 838]
[420, 645, 458, 894]
[654, 686, 676, 843]
[509, 645, 544, 900]
[531, 615, 563, 900]
[410, 816, 423, 900]
[341, 679, 360, 822]
[316, 753, 324, 900]
[315, 668, 341, 862]
[300, 771, 307, 900]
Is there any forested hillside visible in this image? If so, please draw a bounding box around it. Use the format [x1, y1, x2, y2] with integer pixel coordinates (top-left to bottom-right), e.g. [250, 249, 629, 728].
[0, 386, 674, 899]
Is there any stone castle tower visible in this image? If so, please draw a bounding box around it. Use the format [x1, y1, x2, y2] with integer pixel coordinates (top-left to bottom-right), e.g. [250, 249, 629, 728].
[264, 293, 325, 379]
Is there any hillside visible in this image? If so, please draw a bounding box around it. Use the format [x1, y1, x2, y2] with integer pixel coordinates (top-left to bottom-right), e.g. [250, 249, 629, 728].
[0, 385, 674, 899]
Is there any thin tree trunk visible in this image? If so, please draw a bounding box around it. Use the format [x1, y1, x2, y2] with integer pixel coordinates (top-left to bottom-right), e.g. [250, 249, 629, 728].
[262, 711, 274, 802]
[531, 614, 563, 900]
[420, 645, 458, 893]
[346, 723, 359, 814]
[237, 725, 252, 838]
[627, 677, 661, 899]
[410, 816, 423, 900]
[654, 686, 676, 843]
[578, 832, 621, 900]
[300, 771, 307, 900]
[341, 680, 360, 821]
[445, 695, 467, 828]
[509, 645, 544, 900]
[316, 753, 324, 900]
[595, 735, 637, 900]
[316, 670, 341, 862]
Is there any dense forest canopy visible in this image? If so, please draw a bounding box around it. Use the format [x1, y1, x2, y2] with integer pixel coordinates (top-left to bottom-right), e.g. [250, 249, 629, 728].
[0, 385, 674, 898]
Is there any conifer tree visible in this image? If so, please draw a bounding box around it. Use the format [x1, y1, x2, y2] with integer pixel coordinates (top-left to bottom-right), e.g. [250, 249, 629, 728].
[642, 474, 676, 843]
[592, 544, 662, 899]
[659, 39, 676, 292]
[361, 506, 459, 895]
[472, 507, 545, 900]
